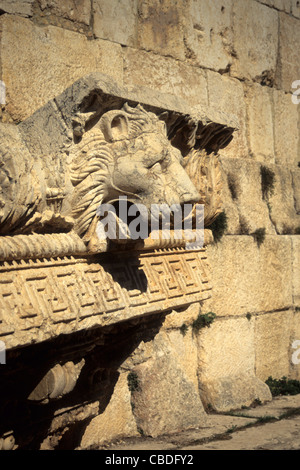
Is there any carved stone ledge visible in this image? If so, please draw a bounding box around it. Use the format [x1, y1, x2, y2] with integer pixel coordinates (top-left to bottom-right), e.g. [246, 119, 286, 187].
[0, 248, 211, 349]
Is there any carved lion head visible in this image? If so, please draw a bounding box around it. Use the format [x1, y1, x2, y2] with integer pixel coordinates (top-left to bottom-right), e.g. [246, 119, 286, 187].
[70, 103, 201, 251]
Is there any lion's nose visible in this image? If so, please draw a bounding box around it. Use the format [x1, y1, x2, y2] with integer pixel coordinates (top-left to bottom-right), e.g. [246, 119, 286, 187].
[172, 162, 201, 205]
[180, 188, 201, 205]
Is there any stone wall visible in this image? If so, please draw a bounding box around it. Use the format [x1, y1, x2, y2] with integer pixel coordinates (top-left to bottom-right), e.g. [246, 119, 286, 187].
[0, 0, 299, 449]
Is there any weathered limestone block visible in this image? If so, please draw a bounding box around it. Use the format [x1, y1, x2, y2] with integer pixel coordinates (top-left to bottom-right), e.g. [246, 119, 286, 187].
[80, 372, 138, 448]
[231, 0, 278, 82]
[200, 375, 272, 412]
[38, 0, 91, 25]
[183, 0, 233, 71]
[197, 318, 271, 411]
[255, 310, 294, 381]
[136, 0, 185, 60]
[219, 157, 276, 235]
[0, 0, 34, 16]
[93, 0, 137, 46]
[206, 235, 293, 316]
[277, 13, 300, 92]
[207, 71, 248, 160]
[0, 15, 123, 121]
[130, 352, 206, 437]
[266, 165, 300, 234]
[245, 83, 275, 164]
[292, 237, 300, 306]
[198, 318, 256, 379]
[123, 48, 208, 109]
[161, 327, 199, 390]
[292, 170, 300, 215]
[257, 0, 291, 12]
[291, 0, 300, 17]
[273, 89, 299, 167]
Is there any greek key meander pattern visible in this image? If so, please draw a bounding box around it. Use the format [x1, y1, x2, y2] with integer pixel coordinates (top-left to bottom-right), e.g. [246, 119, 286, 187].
[0, 249, 211, 349]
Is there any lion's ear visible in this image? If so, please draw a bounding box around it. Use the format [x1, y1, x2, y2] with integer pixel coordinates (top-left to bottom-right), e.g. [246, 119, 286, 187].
[98, 111, 129, 142]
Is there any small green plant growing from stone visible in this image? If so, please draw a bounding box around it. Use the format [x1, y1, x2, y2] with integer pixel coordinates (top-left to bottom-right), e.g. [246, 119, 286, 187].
[127, 371, 141, 392]
[251, 227, 266, 247]
[260, 165, 275, 200]
[265, 376, 300, 397]
[180, 323, 188, 336]
[192, 312, 216, 332]
[210, 211, 228, 243]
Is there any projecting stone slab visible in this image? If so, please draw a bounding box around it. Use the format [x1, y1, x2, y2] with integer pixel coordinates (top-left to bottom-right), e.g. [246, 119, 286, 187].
[80, 372, 139, 448]
[200, 374, 272, 412]
[130, 352, 207, 437]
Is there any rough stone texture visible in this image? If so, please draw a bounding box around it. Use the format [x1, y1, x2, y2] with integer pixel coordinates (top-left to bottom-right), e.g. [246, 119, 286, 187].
[0, 0, 34, 16]
[207, 71, 248, 160]
[131, 352, 206, 437]
[273, 88, 299, 167]
[0, 15, 123, 121]
[137, 0, 185, 60]
[183, 0, 234, 71]
[197, 317, 272, 411]
[231, 0, 278, 82]
[200, 374, 272, 412]
[277, 13, 300, 92]
[255, 310, 294, 381]
[123, 48, 208, 109]
[245, 83, 275, 164]
[161, 328, 199, 390]
[293, 170, 300, 215]
[198, 318, 256, 380]
[292, 238, 300, 306]
[258, 0, 291, 12]
[37, 0, 91, 25]
[80, 373, 138, 448]
[267, 167, 300, 234]
[291, 0, 300, 17]
[206, 236, 293, 317]
[93, 0, 137, 46]
[219, 157, 276, 235]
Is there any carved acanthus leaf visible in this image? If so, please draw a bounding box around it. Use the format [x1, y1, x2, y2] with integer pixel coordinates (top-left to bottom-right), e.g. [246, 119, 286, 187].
[184, 149, 223, 227]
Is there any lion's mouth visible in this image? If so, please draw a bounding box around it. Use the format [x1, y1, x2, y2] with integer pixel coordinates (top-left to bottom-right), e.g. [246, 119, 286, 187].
[96, 197, 202, 246]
